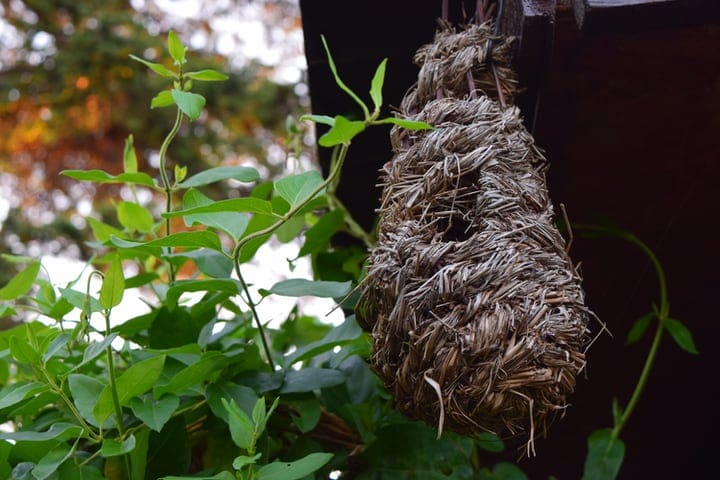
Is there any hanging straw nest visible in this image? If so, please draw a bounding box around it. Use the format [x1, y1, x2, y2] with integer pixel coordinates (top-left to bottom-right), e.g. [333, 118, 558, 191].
[356, 20, 593, 450]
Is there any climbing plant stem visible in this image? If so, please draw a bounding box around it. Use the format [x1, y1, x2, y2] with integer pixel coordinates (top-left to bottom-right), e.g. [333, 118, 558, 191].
[158, 107, 184, 283]
[231, 143, 350, 370]
[574, 225, 669, 441]
[234, 263, 276, 371]
[610, 232, 668, 440]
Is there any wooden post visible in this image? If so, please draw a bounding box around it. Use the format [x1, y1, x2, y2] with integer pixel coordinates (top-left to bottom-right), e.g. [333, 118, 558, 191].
[573, 0, 720, 32]
[500, 0, 557, 132]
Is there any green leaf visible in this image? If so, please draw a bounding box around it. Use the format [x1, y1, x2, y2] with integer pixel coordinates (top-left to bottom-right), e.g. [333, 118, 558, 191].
[300, 114, 335, 127]
[284, 316, 363, 366]
[274, 171, 324, 206]
[72, 334, 118, 372]
[178, 188, 250, 239]
[287, 396, 321, 433]
[110, 230, 222, 252]
[172, 89, 205, 121]
[318, 115, 366, 147]
[184, 69, 229, 81]
[376, 117, 434, 130]
[167, 30, 186, 65]
[233, 453, 261, 470]
[87, 217, 124, 243]
[151, 90, 175, 109]
[11, 462, 33, 480]
[0, 423, 83, 442]
[129, 54, 176, 77]
[61, 169, 157, 187]
[178, 166, 260, 188]
[0, 442, 9, 479]
[1, 253, 36, 263]
[222, 397, 255, 450]
[475, 432, 505, 453]
[154, 351, 227, 397]
[488, 462, 528, 480]
[10, 336, 40, 365]
[0, 261, 40, 301]
[130, 428, 150, 480]
[582, 429, 625, 480]
[280, 368, 346, 394]
[0, 382, 48, 409]
[101, 435, 136, 457]
[145, 416, 190, 479]
[56, 462, 105, 480]
[47, 297, 74, 322]
[125, 272, 159, 289]
[147, 307, 210, 349]
[320, 35, 368, 118]
[174, 164, 188, 184]
[370, 58, 387, 114]
[161, 472, 235, 480]
[258, 397, 279, 437]
[664, 318, 699, 354]
[274, 215, 305, 243]
[298, 209, 344, 257]
[58, 287, 102, 313]
[251, 396, 267, 430]
[129, 395, 180, 432]
[41, 333, 71, 363]
[358, 422, 474, 478]
[68, 374, 107, 427]
[164, 197, 274, 218]
[168, 250, 233, 278]
[94, 355, 166, 424]
[1, 256, 34, 270]
[100, 256, 125, 310]
[32, 441, 75, 480]
[269, 279, 351, 298]
[626, 313, 654, 345]
[117, 201, 155, 233]
[123, 135, 138, 173]
[257, 452, 334, 480]
[165, 279, 240, 310]
[206, 382, 259, 424]
[237, 214, 277, 263]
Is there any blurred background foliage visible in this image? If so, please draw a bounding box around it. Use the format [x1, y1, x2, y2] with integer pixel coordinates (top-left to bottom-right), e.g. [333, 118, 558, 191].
[0, 0, 308, 272]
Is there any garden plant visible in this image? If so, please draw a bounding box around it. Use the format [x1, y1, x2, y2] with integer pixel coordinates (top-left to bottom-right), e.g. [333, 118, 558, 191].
[0, 30, 698, 480]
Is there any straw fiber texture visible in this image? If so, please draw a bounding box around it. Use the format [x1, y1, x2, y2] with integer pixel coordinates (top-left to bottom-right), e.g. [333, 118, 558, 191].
[356, 22, 592, 446]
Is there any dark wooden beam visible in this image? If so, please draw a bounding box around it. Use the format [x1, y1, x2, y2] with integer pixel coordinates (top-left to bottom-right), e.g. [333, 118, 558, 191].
[500, 0, 557, 132]
[573, 0, 720, 32]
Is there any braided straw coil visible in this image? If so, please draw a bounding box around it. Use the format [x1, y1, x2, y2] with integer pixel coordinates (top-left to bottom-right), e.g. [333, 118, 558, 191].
[356, 21, 593, 447]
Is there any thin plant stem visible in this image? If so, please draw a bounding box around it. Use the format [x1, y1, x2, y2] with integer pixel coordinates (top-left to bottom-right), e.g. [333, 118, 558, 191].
[611, 316, 663, 441]
[574, 224, 669, 441]
[326, 193, 374, 249]
[231, 143, 350, 370]
[325, 144, 374, 248]
[158, 107, 185, 283]
[40, 370, 100, 442]
[610, 232, 668, 440]
[104, 308, 133, 478]
[235, 263, 276, 371]
[232, 144, 349, 257]
[104, 311, 125, 436]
